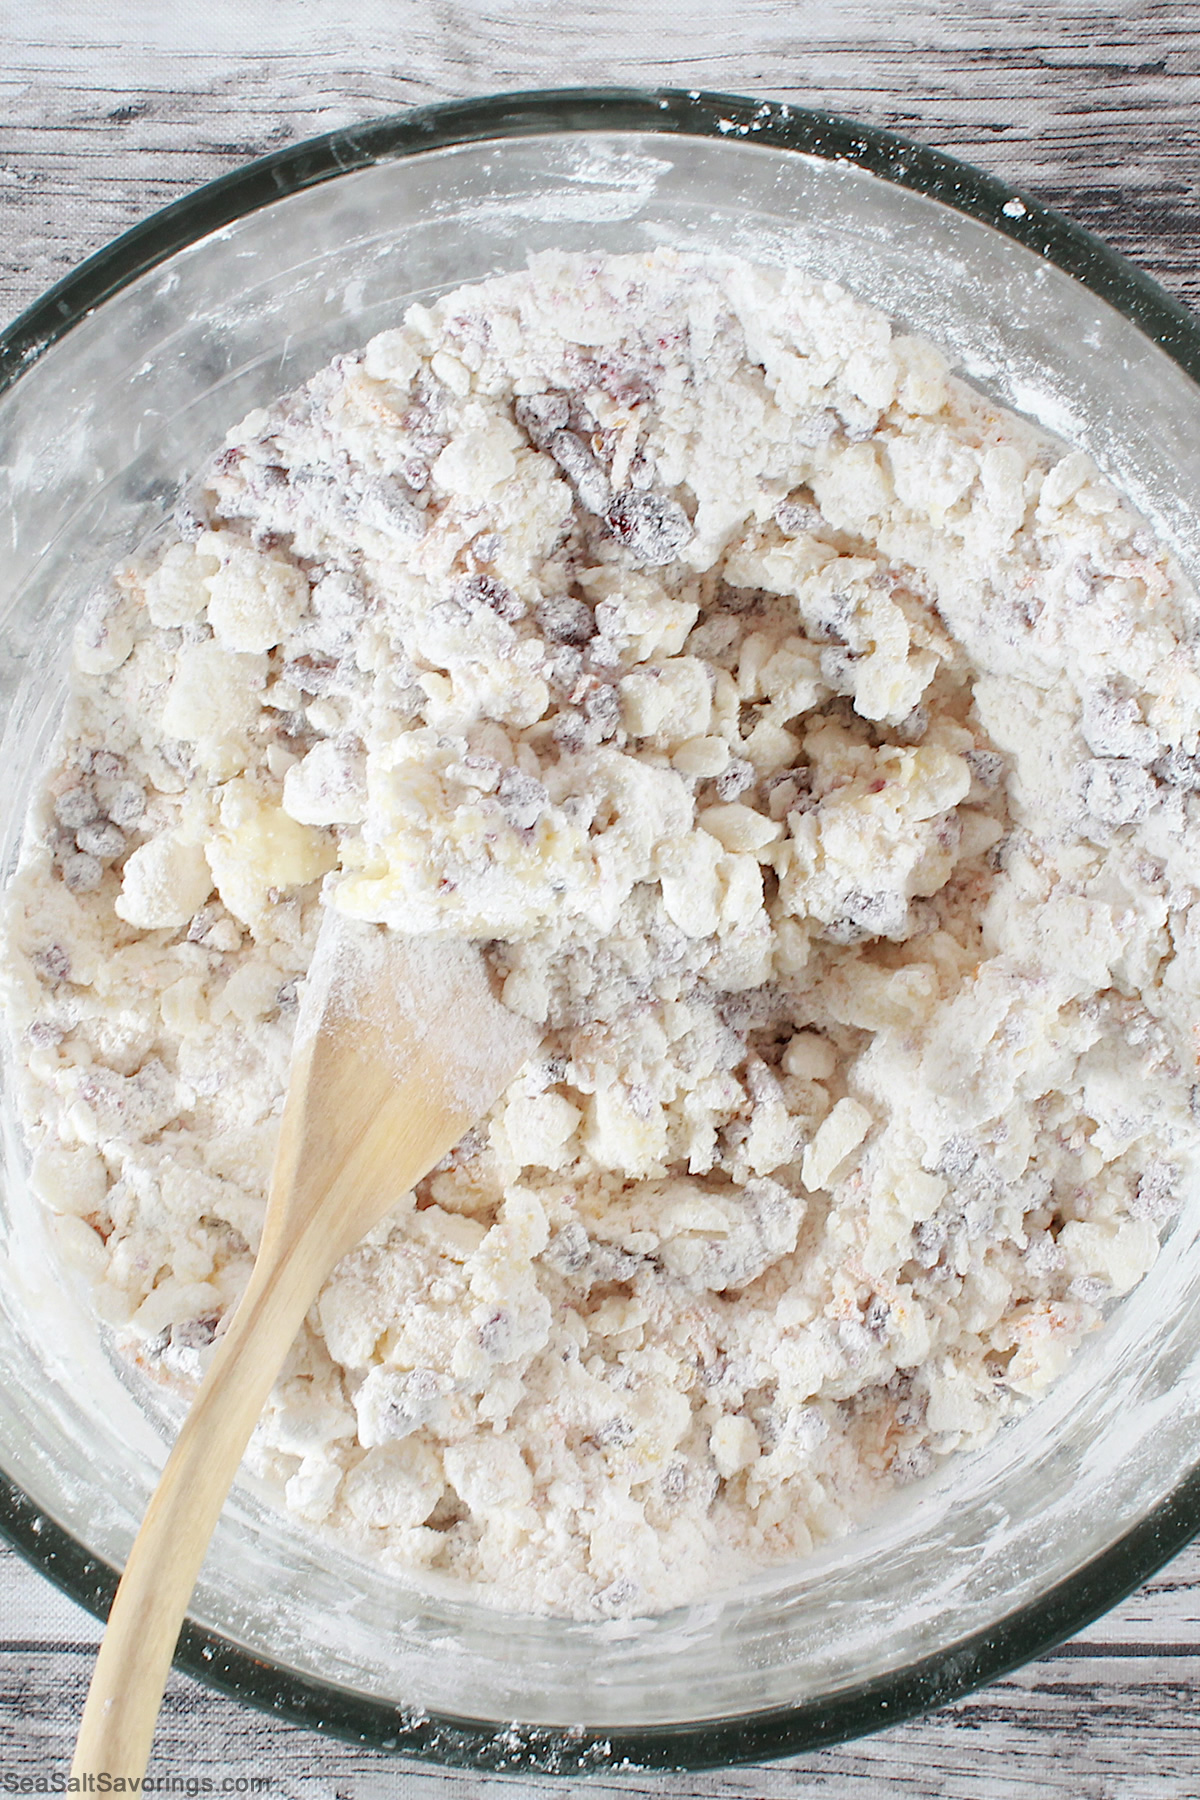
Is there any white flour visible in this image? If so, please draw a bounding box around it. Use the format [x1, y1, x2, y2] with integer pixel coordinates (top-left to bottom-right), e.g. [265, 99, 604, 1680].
[3, 250, 1199, 1619]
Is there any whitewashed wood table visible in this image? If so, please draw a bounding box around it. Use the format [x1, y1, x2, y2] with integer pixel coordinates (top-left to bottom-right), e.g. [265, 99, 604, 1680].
[4, 6, 1200, 1795]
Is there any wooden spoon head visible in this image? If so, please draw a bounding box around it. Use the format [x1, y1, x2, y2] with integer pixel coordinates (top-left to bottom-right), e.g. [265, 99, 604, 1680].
[267, 912, 539, 1267]
[69, 911, 537, 1785]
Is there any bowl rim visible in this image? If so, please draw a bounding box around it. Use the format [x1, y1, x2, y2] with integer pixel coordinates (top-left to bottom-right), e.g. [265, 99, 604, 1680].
[3, 83, 1200, 1774]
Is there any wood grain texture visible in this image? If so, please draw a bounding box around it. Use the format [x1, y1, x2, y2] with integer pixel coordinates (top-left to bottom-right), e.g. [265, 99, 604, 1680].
[3, 1, 1200, 322]
[3, 5, 1200, 1794]
[6, 1541, 1200, 1799]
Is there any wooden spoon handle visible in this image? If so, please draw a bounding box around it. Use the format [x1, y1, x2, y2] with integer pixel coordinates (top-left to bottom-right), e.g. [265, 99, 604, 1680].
[71, 1244, 324, 1781]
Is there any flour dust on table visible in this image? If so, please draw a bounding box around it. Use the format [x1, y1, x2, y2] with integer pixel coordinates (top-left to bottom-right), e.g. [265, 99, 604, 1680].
[3, 251, 1198, 1619]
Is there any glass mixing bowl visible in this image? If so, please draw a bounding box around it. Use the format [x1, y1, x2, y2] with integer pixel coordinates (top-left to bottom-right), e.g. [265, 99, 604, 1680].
[4, 87, 1200, 1776]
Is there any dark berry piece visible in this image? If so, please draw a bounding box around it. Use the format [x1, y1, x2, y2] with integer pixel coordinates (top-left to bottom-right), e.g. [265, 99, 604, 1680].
[54, 785, 100, 830]
[546, 429, 610, 514]
[76, 820, 125, 862]
[455, 573, 524, 623]
[536, 593, 596, 646]
[61, 852, 104, 893]
[604, 490, 691, 565]
[497, 770, 548, 831]
[514, 392, 570, 446]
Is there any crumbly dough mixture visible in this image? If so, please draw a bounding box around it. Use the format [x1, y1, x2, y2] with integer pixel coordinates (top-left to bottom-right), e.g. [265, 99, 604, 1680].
[4, 251, 1200, 1619]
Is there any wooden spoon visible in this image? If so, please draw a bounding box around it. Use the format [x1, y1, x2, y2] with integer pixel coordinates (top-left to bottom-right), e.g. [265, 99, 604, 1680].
[71, 911, 537, 1781]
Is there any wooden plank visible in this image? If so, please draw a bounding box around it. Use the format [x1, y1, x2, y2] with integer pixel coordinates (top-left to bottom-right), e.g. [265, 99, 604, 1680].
[5, 1539, 1200, 1794]
[2, 4, 1200, 321]
[4, 1642, 1200, 1797]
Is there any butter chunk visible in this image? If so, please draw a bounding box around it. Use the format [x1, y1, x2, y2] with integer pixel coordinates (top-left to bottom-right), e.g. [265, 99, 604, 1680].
[160, 640, 266, 780]
[801, 1097, 873, 1192]
[30, 1143, 108, 1217]
[115, 831, 213, 929]
[343, 1441, 444, 1530]
[698, 802, 784, 854]
[205, 779, 336, 927]
[444, 1437, 534, 1514]
[205, 538, 308, 653]
[710, 1414, 759, 1478]
[433, 419, 521, 497]
[143, 540, 217, 628]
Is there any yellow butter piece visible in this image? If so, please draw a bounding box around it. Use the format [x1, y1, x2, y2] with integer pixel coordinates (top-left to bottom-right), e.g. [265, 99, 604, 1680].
[206, 779, 336, 927]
